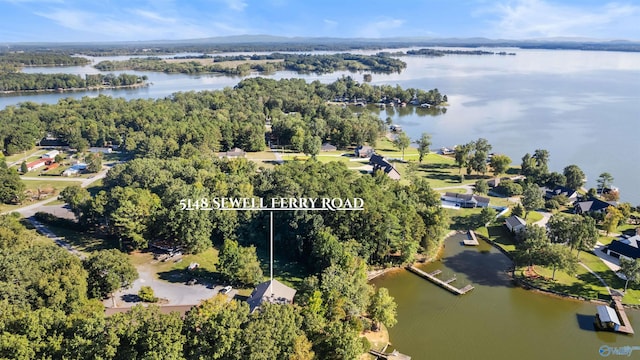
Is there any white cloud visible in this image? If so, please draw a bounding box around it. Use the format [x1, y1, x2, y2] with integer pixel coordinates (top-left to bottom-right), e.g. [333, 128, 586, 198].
[357, 18, 405, 38]
[483, 0, 640, 39]
[128, 9, 176, 24]
[223, 0, 247, 11]
[35, 9, 210, 40]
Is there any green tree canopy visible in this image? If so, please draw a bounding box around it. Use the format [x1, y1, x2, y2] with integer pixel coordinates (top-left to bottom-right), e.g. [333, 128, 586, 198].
[83, 249, 137, 299]
[415, 132, 431, 163]
[367, 287, 397, 331]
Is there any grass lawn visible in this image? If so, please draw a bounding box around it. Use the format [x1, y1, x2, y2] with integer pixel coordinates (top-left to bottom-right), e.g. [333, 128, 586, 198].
[130, 247, 221, 284]
[245, 151, 276, 160]
[5, 148, 44, 163]
[22, 179, 82, 194]
[598, 235, 616, 245]
[525, 211, 543, 224]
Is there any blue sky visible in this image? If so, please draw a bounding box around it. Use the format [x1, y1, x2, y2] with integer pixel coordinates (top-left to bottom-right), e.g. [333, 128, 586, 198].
[1, 0, 639, 42]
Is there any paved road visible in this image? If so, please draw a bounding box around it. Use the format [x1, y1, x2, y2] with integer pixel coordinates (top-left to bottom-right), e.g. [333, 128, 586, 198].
[533, 211, 552, 227]
[28, 217, 85, 259]
[105, 265, 234, 308]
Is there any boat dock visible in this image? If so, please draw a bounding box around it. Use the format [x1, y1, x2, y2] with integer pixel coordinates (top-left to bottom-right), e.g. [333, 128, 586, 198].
[369, 349, 411, 360]
[612, 295, 635, 335]
[463, 230, 479, 246]
[407, 266, 474, 295]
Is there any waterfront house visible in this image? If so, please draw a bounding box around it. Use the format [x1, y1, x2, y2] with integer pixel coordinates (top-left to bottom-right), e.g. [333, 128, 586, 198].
[369, 154, 401, 180]
[574, 197, 615, 214]
[505, 215, 527, 233]
[441, 192, 490, 208]
[320, 143, 337, 152]
[606, 235, 640, 260]
[247, 279, 296, 313]
[543, 185, 579, 203]
[355, 145, 374, 158]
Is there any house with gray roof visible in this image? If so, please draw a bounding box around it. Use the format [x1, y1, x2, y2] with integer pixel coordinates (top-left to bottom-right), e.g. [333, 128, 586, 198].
[441, 192, 490, 208]
[574, 197, 614, 214]
[369, 154, 401, 180]
[355, 145, 374, 158]
[247, 279, 296, 312]
[505, 215, 526, 233]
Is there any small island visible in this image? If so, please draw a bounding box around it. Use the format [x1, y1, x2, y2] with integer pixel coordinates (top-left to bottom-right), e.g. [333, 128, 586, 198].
[94, 52, 407, 75]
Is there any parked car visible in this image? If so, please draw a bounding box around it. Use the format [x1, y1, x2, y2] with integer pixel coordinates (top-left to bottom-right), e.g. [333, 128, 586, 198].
[186, 278, 197, 286]
[220, 285, 232, 294]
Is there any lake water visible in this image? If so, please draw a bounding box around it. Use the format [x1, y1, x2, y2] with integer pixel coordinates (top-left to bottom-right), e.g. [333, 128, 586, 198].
[1, 48, 639, 204]
[371, 234, 640, 360]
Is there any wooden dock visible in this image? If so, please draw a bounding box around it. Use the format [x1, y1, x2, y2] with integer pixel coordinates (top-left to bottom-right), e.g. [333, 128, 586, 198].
[612, 295, 635, 335]
[463, 230, 479, 246]
[407, 266, 474, 295]
[369, 349, 411, 360]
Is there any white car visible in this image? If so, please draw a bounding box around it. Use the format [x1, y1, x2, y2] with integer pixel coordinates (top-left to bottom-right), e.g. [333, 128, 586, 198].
[220, 285, 232, 294]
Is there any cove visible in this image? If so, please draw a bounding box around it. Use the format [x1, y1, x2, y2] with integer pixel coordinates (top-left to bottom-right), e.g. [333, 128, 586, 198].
[371, 233, 640, 360]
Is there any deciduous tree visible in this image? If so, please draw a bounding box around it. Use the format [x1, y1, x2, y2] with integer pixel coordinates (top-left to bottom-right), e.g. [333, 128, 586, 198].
[521, 182, 544, 218]
[393, 132, 411, 161]
[563, 164, 585, 191]
[490, 154, 511, 176]
[84, 249, 137, 300]
[415, 132, 431, 163]
[620, 257, 640, 292]
[367, 287, 397, 331]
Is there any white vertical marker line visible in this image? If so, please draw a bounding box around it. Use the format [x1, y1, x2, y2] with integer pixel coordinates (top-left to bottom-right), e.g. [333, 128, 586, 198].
[270, 210, 273, 298]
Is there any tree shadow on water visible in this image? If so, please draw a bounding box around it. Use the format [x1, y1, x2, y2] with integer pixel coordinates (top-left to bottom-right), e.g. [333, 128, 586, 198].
[441, 250, 514, 287]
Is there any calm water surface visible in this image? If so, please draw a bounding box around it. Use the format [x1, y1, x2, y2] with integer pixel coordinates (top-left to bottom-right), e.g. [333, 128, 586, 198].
[372, 234, 640, 360]
[2, 48, 639, 203]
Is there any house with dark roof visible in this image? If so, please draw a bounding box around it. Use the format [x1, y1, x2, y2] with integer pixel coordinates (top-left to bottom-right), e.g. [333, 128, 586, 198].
[246, 279, 296, 313]
[574, 197, 615, 214]
[355, 145, 374, 158]
[606, 235, 640, 260]
[321, 143, 337, 152]
[505, 215, 527, 233]
[369, 154, 401, 180]
[543, 185, 578, 203]
[441, 192, 490, 208]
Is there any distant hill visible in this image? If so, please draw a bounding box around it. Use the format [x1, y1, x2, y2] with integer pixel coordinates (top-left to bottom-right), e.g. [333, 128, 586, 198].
[2, 35, 639, 54]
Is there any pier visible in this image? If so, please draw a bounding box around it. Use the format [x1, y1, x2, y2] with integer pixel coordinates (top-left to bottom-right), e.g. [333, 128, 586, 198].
[369, 348, 411, 360]
[463, 230, 479, 246]
[612, 295, 635, 335]
[407, 266, 474, 295]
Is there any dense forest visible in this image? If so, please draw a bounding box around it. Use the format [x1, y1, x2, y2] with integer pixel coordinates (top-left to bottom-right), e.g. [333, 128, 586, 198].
[0, 53, 90, 67]
[0, 77, 445, 155]
[0, 211, 405, 359]
[0, 73, 147, 92]
[61, 157, 447, 262]
[94, 53, 407, 75]
[404, 48, 516, 56]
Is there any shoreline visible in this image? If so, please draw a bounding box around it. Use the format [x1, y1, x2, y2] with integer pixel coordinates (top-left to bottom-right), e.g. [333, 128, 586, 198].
[367, 230, 454, 281]
[0, 82, 149, 95]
